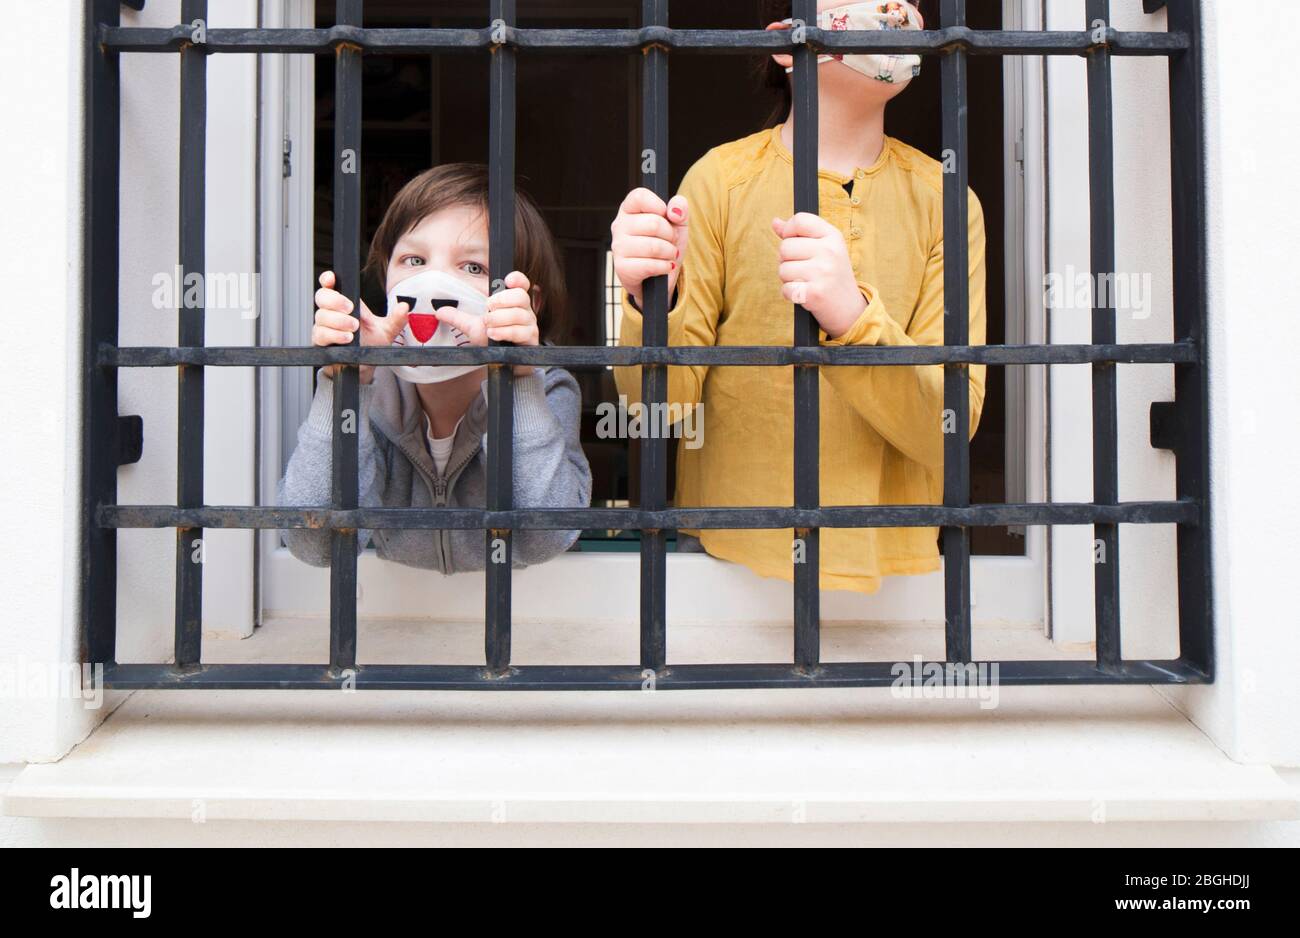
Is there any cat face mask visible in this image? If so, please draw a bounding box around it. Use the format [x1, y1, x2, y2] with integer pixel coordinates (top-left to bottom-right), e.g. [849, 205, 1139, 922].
[784, 1, 923, 86]
[385, 268, 487, 385]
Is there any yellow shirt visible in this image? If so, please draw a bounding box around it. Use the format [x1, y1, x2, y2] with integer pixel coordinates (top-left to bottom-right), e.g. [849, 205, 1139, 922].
[614, 125, 987, 594]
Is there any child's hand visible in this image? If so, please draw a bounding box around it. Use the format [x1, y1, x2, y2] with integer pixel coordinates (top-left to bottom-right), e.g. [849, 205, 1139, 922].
[611, 188, 689, 310]
[771, 214, 868, 339]
[313, 270, 411, 384]
[434, 271, 540, 378]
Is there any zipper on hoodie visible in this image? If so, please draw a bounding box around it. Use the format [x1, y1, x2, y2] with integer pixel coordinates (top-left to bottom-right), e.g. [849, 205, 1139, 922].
[393, 432, 480, 574]
[389, 379, 504, 571]
[430, 445, 480, 574]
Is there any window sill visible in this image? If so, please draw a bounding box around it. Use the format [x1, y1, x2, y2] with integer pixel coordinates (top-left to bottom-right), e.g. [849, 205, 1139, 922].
[4, 620, 1297, 826]
[264, 547, 1045, 628]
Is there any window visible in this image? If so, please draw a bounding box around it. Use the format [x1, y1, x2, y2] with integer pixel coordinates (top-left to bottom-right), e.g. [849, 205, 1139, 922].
[263, 0, 1045, 576]
[87, 0, 1211, 689]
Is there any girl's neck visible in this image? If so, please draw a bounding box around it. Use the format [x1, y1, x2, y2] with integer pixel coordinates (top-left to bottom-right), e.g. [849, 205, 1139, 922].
[780, 98, 887, 179]
[415, 366, 488, 439]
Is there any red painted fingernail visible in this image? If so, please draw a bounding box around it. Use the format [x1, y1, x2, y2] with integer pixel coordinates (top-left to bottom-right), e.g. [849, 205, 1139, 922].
[671, 208, 683, 218]
[671, 262, 676, 270]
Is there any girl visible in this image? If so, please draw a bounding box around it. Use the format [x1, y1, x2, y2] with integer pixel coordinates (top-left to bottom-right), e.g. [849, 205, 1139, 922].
[278, 163, 592, 572]
[610, 0, 987, 594]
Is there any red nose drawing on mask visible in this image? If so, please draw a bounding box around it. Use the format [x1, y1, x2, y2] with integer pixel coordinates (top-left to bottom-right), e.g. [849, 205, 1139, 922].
[408, 313, 440, 343]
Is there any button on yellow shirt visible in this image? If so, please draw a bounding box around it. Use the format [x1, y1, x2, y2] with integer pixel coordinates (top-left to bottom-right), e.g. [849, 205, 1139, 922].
[614, 125, 987, 594]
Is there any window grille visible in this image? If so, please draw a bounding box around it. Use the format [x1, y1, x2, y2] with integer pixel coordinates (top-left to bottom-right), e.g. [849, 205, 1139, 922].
[85, 0, 1211, 690]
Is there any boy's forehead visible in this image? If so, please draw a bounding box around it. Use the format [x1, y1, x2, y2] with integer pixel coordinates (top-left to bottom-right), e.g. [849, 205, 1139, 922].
[397, 205, 488, 247]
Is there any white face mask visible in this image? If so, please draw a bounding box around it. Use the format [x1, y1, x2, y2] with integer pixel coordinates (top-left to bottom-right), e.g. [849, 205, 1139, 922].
[784, 2, 923, 86]
[385, 268, 488, 385]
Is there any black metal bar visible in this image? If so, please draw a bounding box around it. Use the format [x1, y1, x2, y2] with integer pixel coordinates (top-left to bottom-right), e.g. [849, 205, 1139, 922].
[638, 0, 669, 675]
[940, 0, 972, 664]
[174, 0, 207, 670]
[1087, 0, 1121, 671]
[329, 0, 363, 676]
[102, 502, 1200, 531]
[1165, 0, 1213, 677]
[103, 341, 1200, 368]
[790, 0, 820, 671]
[99, 658, 1209, 692]
[485, 0, 517, 673]
[100, 26, 1190, 56]
[84, 0, 124, 668]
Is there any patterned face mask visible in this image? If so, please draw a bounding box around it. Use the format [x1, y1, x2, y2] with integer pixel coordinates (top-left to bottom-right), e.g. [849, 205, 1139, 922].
[385, 268, 487, 385]
[784, 1, 923, 85]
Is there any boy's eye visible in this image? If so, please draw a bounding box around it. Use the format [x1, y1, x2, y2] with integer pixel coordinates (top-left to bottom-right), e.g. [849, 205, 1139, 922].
[401, 256, 425, 267]
[462, 261, 488, 277]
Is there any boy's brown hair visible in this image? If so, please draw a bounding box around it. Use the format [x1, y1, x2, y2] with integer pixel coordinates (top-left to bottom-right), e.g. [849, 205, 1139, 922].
[365, 163, 568, 342]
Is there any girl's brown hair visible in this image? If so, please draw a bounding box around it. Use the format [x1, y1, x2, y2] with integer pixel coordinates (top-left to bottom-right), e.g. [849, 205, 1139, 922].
[758, 0, 794, 129]
[365, 163, 568, 342]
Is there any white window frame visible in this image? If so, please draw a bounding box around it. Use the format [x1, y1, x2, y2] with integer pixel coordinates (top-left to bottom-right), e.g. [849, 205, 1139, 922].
[1042, 0, 1181, 652]
[113, 0, 261, 650]
[257, 0, 317, 630]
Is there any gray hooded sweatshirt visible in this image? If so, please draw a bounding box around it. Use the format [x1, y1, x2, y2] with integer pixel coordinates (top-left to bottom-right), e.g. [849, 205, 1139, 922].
[276, 365, 592, 572]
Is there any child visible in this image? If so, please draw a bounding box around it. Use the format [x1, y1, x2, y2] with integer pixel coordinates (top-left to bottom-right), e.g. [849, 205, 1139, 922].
[278, 163, 592, 572]
[610, 0, 987, 594]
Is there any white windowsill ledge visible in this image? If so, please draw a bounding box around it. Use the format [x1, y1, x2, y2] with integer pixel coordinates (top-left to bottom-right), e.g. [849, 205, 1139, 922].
[5, 619, 1297, 825]
[5, 687, 1297, 825]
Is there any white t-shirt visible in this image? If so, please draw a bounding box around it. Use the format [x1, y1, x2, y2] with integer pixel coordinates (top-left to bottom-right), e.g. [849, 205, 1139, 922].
[425, 386, 487, 476]
[425, 414, 465, 477]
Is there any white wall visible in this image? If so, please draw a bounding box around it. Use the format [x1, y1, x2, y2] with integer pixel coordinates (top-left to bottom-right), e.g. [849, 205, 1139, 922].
[1166, 0, 1300, 766]
[0, 0, 1296, 779]
[0, 0, 258, 763]
[1044, 0, 1300, 766]
[0, 1, 111, 763]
